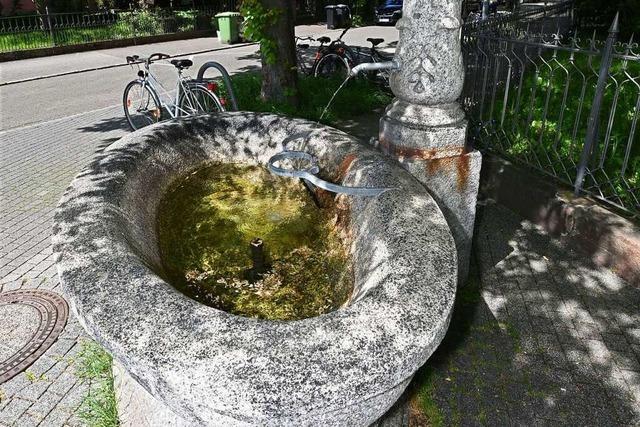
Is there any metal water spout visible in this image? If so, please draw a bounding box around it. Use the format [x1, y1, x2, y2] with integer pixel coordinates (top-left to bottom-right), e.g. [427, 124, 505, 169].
[378, 0, 482, 284]
[349, 60, 400, 77]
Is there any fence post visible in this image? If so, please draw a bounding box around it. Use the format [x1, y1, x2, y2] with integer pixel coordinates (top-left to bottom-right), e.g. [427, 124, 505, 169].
[45, 6, 55, 47]
[482, 0, 489, 20]
[573, 13, 619, 195]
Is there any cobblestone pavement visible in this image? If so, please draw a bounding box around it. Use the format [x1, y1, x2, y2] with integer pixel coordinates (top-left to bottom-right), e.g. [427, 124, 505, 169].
[0, 106, 127, 427]
[423, 203, 640, 426]
[2, 105, 640, 426]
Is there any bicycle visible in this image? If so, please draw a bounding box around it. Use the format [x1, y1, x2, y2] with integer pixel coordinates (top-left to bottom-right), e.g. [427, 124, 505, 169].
[295, 35, 337, 76]
[297, 27, 394, 86]
[123, 52, 225, 131]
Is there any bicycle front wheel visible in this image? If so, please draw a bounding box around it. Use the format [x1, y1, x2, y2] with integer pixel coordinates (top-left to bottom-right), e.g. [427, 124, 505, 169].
[313, 53, 350, 80]
[178, 85, 224, 117]
[123, 80, 162, 131]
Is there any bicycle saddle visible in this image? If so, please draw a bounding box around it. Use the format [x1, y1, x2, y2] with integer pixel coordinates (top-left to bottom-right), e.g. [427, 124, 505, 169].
[297, 43, 310, 49]
[367, 38, 384, 46]
[170, 59, 193, 69]
[317, 36, 331, 44]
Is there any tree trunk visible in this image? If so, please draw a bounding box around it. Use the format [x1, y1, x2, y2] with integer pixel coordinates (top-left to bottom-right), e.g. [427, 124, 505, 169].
[260, 0, 299, 106]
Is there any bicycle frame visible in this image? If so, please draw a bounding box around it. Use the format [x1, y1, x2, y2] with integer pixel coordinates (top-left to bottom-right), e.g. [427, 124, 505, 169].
[134, 60, 210, 118]
[295, 36, 330, 75]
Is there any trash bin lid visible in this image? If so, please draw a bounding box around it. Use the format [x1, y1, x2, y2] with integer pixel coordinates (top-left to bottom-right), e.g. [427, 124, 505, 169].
[215, 11, 241, 17]
[336, 4, 348, 6]
[324, 5, 338, 8]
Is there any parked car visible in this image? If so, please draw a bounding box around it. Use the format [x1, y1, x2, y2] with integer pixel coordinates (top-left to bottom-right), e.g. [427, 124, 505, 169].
[374, 0, 402, 25]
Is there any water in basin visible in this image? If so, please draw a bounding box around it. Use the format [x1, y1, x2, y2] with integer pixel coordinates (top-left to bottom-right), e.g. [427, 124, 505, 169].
[156, 163, 353, 321]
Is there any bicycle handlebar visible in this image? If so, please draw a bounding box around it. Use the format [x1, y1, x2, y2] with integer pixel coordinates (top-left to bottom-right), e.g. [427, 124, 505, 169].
[148, 52, 170, 62]
[125, 52, 170, 65]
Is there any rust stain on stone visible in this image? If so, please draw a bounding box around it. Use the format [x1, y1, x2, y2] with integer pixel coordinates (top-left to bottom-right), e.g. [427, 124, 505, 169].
[426, 149, 471, 192]
[381, 138, 471, 191]
[313, 187, 334, 209]
[337, 153, 357, 180]
[334, 154, 356, 242]
[379, 139, 464, 161]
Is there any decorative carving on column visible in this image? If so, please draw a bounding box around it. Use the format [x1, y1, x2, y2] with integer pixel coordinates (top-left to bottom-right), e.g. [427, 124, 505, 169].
[380, 0, 482, 284]
[391, 0, 464, 104]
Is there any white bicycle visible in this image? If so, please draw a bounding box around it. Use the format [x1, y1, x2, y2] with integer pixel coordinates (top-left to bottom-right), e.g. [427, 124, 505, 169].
[123, 52, 225, 131]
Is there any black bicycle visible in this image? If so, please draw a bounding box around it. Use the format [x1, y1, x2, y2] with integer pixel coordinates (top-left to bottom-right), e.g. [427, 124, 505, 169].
[296, 27, 394, 85]
[295, 34, 350, 78]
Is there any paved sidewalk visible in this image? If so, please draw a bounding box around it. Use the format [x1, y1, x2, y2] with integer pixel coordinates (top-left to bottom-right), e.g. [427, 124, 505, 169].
[0, 107, 126, 427]
[423, 203, 640, 425]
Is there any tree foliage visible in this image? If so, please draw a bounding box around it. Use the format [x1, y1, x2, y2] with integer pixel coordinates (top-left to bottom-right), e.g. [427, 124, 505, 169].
[240, 0, 299, 106]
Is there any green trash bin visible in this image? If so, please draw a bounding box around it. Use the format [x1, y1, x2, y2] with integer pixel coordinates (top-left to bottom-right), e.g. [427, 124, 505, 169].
[215, 12, 241, 44]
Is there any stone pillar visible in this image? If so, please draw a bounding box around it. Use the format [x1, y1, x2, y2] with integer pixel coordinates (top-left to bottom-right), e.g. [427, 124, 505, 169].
[380, 0, 481, 283]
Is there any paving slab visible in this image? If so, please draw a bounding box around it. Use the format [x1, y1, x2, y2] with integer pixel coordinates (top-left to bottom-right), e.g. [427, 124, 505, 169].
[421, 203, 640, 426]
[0, 105, 126, 426]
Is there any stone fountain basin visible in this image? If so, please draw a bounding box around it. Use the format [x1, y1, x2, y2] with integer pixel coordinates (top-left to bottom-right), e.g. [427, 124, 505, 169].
[52, 113, 457, 426]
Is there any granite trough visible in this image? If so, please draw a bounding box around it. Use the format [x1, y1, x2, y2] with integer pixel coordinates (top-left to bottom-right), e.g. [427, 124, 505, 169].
[52, 113, 457, 426]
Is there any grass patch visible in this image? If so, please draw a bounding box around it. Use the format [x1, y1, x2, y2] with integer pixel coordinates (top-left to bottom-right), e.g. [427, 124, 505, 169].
[75, 339, 118, 427]
[24, 370, 47, 383]
[225, 72, 392, 125]
[407, 273, 483, 426]
[409, 366, 444, 427]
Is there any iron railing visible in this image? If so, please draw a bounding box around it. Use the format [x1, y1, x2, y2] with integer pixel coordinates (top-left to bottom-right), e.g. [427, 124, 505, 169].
[462, 14, 640, 217]
[463, 0, 574, 34]
[0, 4, 236, 53]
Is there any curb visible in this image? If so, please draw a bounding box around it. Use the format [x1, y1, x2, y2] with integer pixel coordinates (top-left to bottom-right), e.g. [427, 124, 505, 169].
[1, 39, 257, 86]
[479, 153, 640, 286]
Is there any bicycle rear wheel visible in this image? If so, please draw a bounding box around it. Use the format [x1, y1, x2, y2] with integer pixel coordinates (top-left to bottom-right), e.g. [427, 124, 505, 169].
[313, 53, 350, 80]
[123, 80, 162, 131]
[178, 85, 224, 117]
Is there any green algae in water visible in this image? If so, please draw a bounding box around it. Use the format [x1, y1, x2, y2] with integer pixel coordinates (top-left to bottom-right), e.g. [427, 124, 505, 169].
[156, 163, 353, 321]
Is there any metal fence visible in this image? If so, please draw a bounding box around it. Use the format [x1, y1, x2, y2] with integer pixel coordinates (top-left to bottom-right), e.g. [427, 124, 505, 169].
[462, 14, 640, 217]
[0, 3, 236, 53]
[463, 0, 575, 35]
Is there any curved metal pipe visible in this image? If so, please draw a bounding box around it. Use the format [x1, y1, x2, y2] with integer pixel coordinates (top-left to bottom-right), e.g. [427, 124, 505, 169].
[349, 60, 400, 78]
[268, 151, 394, 197]
[196, 61, 239, 111]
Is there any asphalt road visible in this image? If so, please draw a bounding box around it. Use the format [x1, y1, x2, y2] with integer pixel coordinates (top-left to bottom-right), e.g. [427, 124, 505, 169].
[0, 25, 398, 131]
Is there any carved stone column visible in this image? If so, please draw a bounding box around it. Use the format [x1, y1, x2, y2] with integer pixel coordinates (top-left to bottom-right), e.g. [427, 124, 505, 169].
[380, 0, 481, 283]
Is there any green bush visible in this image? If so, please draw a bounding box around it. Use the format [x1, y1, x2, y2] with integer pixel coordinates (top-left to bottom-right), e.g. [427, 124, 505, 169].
[0, 8, 218, 52]
[119, 9, 164, 36]
[175, 10, 197, 32]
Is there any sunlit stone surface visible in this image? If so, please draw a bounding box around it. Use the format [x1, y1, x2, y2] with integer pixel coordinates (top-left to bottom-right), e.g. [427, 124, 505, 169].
[53, 114, 457, 426]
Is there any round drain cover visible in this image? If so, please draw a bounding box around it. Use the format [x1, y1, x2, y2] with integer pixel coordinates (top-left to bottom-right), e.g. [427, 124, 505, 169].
[0, 290, 69, 384]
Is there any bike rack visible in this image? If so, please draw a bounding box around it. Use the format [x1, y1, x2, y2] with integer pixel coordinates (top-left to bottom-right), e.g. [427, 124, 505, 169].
[196, 61, 239, 112]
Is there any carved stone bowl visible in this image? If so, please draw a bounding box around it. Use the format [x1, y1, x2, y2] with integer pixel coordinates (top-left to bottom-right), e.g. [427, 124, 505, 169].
[52, 113, 457, 426]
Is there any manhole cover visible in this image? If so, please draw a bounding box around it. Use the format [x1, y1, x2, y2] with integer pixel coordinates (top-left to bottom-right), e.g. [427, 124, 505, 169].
[0, 289, 69, 384]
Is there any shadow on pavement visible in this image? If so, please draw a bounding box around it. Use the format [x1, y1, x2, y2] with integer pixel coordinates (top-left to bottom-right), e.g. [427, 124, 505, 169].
[408, 203, 640, 426]
[77, 116, 130, 134]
